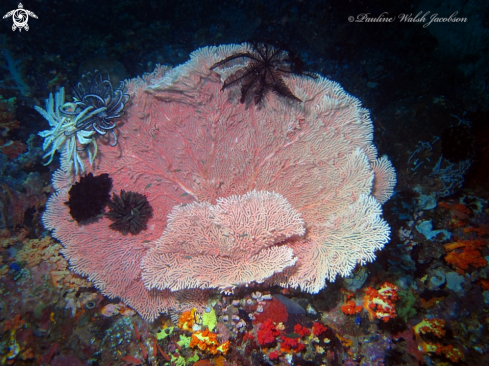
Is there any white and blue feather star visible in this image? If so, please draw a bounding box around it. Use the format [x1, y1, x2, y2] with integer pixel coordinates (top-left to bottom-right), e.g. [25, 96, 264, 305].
[35, 88, 100, 176]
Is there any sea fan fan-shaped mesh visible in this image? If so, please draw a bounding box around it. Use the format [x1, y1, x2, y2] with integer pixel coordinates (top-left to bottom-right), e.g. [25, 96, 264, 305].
[43, 43, 395, 320]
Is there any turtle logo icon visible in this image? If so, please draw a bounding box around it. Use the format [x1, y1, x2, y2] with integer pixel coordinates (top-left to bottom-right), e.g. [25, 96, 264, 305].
[3, 3, 38, 32]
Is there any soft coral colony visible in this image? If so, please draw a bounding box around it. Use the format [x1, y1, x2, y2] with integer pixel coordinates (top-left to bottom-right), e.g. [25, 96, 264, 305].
[36, 43, 396, 321]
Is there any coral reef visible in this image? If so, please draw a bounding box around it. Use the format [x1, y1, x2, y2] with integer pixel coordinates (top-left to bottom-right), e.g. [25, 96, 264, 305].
[1, 1, 489, 363]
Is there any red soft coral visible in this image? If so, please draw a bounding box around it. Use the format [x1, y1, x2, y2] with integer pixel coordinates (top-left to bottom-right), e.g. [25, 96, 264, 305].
[293, 324, 311, 337]
[257, 319, 280, 346]
[242, 332, 255, 341]
[312, 322, 328, 336]
[280, 336, 305, 353]
[268, 350, 280, 360]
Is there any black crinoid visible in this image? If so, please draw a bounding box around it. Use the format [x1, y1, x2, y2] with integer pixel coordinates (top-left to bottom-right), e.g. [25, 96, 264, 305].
[210, 43, 317, 105]
[60, 70, 130, 146]
[105, 190, 153, 235]
[65, 173, 113, 223]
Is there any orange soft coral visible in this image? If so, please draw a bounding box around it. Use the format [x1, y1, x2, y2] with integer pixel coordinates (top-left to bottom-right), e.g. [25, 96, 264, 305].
[420, 342, 464, 363]
[413, 318, 446, 338]
[463, 225, 488, 237]
[444, 239, 487, 274]
[341, 300, 362, 315]
[177, 308, 197, 332]
[190, 329, 229, 355]
[439, 201, 470, 219]
[439, 344, 464, 363]
[340, 289, 361, 315]
[413, 318, 464, 362]
[478, 279, 489, 290]
[363, 282, 399, 322]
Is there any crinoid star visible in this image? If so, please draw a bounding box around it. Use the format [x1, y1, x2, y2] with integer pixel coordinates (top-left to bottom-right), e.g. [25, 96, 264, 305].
[60, 71, 130, 146]
[105, 190, 153, 235]
[65, 173, 113, 223]
[210, 43, 317, 105]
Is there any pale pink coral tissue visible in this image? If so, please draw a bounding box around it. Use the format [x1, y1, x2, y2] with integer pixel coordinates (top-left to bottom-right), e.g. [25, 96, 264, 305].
[42, 43, 396, 320]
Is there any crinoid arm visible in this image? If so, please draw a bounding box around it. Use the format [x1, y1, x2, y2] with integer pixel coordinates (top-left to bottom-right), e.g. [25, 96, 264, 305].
[209, 52, 258, 70]
[268, 69, 302, 102]
[210, 43, 311, 105]
[222, 64, 258, 92]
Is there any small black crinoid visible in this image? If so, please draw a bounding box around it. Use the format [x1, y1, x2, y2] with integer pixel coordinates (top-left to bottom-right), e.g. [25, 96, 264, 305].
[105, 190, 153, 235]
[65, 173, 113, 223]
[60, 70, 130, 146]
[210, 43, 317, 105]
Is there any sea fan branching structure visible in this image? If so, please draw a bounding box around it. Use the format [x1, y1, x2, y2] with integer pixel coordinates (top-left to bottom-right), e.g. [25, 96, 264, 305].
[42, 44, 396, 320]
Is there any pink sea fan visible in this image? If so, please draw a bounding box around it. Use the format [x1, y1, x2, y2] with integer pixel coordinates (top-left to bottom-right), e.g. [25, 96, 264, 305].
[371, 156, 397, 204]
[43, 181, 207, 321]
[141, 190, 305, 291]
[42, 43, 395, 319]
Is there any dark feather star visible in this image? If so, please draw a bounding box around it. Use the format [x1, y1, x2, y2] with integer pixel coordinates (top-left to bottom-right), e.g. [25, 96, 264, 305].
[210, 43, 317, 105]
[105, 190, 153, 235]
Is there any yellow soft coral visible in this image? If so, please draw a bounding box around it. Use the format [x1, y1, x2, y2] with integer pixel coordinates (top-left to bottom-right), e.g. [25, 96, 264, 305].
[413, 318, 446, 338]
[201, 308, 217, 331]
[414, 318, 464, 362]
[420, 342, 464, 363]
